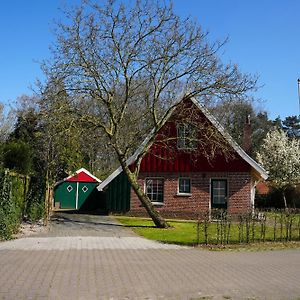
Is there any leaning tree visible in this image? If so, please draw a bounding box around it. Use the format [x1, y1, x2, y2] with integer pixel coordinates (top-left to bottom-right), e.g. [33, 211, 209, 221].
[42, 0, 257, 227]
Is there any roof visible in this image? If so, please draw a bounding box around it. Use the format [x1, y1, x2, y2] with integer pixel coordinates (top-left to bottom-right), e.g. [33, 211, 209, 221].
[56, 168, 101, 186]
[97, 95, 268, 191]
[256, 181, 271, 195]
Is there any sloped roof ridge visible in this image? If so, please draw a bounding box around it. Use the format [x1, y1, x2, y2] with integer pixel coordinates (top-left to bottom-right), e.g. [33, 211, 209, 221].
[188, 97, 268, 180]
[97, 94, 267, 191]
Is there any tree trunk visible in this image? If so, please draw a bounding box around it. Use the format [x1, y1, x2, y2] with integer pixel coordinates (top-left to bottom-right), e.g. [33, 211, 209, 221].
[44, 170, 51, 226]
[123, 167, 169, 228]
[282, 189, 288, 211]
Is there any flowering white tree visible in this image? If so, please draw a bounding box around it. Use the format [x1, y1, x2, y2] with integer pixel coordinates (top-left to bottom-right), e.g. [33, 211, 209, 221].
[257, 129, 300, 208]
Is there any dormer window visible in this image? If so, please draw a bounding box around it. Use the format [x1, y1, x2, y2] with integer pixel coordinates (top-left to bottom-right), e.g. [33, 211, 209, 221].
[177, 124, 197, 150]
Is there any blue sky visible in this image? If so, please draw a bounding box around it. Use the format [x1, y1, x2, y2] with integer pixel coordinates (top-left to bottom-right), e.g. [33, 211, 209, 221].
[0, 0, 299, 119]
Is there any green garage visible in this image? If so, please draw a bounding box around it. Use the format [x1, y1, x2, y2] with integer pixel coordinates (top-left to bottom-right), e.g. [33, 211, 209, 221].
[53, 168, 102, 210]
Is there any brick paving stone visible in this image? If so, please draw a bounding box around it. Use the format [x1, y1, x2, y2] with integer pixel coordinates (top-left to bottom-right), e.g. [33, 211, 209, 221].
[0, 213, 299, 300]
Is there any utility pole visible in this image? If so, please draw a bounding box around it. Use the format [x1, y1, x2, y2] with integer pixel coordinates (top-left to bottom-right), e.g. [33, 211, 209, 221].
[298, 79, 300, 116]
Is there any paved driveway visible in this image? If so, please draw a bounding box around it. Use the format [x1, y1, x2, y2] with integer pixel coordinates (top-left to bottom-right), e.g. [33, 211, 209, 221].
[0, 213, 300, 300]
[44, 212, 138, 237]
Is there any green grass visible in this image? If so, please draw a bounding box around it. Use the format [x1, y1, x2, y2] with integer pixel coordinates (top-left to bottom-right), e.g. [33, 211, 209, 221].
[115, 216, 300, 248]
[117, 216, 198, 245]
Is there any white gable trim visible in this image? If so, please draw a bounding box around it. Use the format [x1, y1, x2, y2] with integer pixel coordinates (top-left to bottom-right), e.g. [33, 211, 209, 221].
[65, 168, 102, 183]
[55, 168, 102, 187]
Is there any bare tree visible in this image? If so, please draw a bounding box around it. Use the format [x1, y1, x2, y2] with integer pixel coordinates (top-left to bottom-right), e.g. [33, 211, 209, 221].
[0, 102, 14, 143]
[43, 0, 257, 227]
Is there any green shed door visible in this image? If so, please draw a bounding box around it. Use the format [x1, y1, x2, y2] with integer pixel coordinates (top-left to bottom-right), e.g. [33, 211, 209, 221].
[55, 182, 77, 209]
[77, 182, 98, 209]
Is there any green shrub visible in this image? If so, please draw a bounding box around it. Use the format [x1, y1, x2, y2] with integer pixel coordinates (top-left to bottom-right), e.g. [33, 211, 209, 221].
[25, 176, 45, 222]
[0, 169, 30, 240]
[0, 170, 18, 239]
[3, 141, 32, 175]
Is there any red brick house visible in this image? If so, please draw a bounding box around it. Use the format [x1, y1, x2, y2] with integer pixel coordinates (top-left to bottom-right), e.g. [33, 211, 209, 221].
[98, 96, 268, 217]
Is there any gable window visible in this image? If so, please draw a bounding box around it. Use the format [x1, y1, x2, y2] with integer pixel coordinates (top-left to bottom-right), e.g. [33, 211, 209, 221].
[211, 179, 228, 209]
[178, 178, 191, 194]
[145, 178, 164, 203]
[177, 124, 197, 150]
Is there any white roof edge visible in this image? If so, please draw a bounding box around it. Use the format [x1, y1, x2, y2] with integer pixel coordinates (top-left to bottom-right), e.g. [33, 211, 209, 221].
[189, 97, 268, 180]
[55, 168, 102, 187]
[97, 94, 268, 191]
[97, 166, 123, 191]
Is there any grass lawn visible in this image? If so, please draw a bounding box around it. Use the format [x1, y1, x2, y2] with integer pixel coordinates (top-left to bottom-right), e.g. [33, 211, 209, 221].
[116, 216, 198, 245]
[115, 215, 300, 250]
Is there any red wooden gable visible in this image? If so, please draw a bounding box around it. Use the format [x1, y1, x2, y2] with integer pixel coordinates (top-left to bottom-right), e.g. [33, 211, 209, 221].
[139, 98, 250, 173]
[66, 171, 98, 183]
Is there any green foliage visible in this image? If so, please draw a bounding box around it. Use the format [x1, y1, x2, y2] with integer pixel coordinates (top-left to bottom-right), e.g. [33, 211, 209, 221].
[10, 109, 39, 143]
[212, 100, 273, 156]
[0, 170, 26, 240]
[282, 115, 300, 138]
[3, 141, 32, 174]
[26, 176, 45, 222]
[271, 115, 300, 139]
[0, 169, 46, 240]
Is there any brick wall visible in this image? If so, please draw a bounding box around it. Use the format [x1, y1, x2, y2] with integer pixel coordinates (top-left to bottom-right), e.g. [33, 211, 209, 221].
[130, 172, 252, 218]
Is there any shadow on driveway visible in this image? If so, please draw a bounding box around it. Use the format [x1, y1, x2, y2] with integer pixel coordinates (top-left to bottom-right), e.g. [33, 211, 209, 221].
[39, 212, 136, 237]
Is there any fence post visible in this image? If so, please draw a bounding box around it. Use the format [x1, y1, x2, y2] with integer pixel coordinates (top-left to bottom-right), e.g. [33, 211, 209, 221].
[196, 220, 200, 245]
[273, 215, 277, 241]
[280, 211, 284, 241]
[298, 218, 300, 241]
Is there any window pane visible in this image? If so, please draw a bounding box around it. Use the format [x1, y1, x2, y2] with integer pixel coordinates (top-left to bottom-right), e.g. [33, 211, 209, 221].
[146, 178, 164, 202]
[177, 124, 197, 150]
[179, 178, 191, 193]
[211, 180, 227, 206]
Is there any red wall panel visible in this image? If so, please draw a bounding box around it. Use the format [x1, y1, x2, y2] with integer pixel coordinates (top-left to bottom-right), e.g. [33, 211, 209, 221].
[139, 100, 250, 173]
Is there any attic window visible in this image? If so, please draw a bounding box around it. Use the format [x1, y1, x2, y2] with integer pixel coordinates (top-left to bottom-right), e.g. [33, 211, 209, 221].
[177, 124, 197, 150]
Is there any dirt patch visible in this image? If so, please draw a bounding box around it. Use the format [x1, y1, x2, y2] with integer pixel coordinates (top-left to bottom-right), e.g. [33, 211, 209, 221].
[13, 220, 48, 239]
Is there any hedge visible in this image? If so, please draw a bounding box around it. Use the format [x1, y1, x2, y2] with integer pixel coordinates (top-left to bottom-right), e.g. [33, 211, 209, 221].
[0, 169, 45, 240]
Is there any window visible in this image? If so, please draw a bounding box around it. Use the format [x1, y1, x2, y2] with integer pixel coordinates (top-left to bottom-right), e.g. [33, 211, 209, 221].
[177, 124, 197, 150]
[82, 186, 88, 193]
[211, 179, 227, 208]
[178, 178, 191, 194]
[145, 178, 164, 203]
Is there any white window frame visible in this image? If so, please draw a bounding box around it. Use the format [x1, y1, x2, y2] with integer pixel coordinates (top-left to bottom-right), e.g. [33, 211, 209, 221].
[210, 178, 228, 209]
[177, 123, 197, 150]
[177, 177, 192, 196]
[144, 177, 164, 205]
